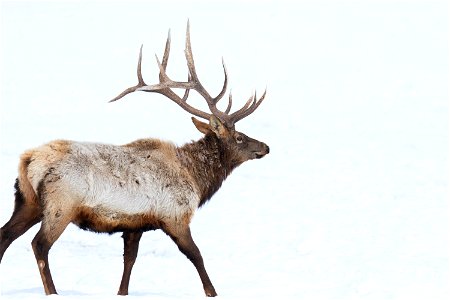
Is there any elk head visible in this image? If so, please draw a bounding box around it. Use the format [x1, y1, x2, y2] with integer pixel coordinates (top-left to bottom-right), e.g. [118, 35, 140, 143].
[191, 116, 269, 164]
[111, 22, 269, 162]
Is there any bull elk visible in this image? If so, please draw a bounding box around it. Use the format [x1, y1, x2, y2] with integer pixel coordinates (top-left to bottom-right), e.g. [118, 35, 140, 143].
[0, 23, 269, 297]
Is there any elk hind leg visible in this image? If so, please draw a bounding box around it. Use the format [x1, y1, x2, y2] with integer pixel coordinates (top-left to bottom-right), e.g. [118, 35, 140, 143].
[118, 231, 143, 295]
[31, 205, 72, 295]
[165, 224, 217, 297]
[0, 179, 41, 262]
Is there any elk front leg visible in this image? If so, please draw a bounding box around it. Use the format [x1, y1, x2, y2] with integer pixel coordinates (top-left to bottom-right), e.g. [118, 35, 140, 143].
[118, 231, 143, 295]
[165, 224, 217, 297]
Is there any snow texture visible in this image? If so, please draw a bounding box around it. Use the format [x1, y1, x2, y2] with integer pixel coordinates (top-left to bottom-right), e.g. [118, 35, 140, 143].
[0, 1, 448, 299]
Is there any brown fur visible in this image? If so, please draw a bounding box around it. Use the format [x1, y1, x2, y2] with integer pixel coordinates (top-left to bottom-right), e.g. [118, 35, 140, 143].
[20, 140, 71, 203]
[73, 206, 166, 233]
[124, 138, 170, 152]
[177, 133, 239, 206]
[18, 151, 39, 205]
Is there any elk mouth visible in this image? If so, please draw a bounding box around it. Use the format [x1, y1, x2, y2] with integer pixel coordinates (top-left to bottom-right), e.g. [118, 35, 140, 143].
[254, 153, 265, 159]
[254, 145, 269, 159]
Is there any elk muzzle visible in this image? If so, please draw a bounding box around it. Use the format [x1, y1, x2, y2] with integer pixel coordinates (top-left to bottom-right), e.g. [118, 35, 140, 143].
[254, 143, 270, 159]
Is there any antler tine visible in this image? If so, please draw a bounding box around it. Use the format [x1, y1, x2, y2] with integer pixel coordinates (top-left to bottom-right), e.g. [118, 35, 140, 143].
[210, 58, 231, 115]
[184, 23, 229, 106]
[229, 93, 254, 118]
[230, 95, 255, 124]
[154, 55, 171, 85]
[183, 21, 232, 123]
[230, 89, 267, 124]
[184, 21, 199, 83]
[224, 91, 233, 114]
[154, 29, 193, 98]
[212, 58, 228, 104]
[181, 73, 192, 102]
[159, 29, 171, 82]
[137, 45, 145, 85]
[110, 45, 146, 102]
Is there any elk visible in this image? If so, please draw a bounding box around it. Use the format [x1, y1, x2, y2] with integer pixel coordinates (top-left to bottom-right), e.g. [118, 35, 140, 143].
[0, 23, 269, 297]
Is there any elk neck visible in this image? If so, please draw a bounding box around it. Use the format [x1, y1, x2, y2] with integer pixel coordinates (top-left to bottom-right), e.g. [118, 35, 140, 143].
[177, 133, 242, 207]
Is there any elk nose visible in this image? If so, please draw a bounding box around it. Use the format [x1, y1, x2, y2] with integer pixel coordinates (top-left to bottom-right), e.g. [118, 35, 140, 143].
[265, 144, 270, 154]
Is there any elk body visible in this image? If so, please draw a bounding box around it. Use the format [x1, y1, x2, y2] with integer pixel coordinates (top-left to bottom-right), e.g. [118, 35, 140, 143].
[0, 23, 269, 297]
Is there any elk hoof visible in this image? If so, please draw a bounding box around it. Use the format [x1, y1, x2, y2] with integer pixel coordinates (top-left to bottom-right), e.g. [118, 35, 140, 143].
[205, 286, 217, 297]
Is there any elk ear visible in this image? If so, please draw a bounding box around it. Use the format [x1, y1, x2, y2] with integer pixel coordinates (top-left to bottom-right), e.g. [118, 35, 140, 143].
[191, 117, 211, 134]
[209, 116, 228, 137]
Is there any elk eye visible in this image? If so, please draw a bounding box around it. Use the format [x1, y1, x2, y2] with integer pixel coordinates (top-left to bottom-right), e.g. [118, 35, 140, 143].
[236, 135, 243, 143]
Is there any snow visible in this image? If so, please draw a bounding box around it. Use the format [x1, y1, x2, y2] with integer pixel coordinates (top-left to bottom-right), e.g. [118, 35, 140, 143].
[0, 1, 448, 299]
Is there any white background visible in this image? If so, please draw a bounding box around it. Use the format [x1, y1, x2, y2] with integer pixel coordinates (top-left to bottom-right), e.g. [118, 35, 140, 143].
[0, 1, 448, 299]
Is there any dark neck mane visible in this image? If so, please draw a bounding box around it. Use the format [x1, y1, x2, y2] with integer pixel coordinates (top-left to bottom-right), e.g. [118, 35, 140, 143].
[177, 133, 241, 207]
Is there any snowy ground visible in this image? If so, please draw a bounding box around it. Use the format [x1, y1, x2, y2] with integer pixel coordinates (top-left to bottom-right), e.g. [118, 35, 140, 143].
[0, 1, 448, 300]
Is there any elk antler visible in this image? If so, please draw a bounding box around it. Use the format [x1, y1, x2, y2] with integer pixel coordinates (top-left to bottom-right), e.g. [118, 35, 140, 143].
[110, 21, 266, 128]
